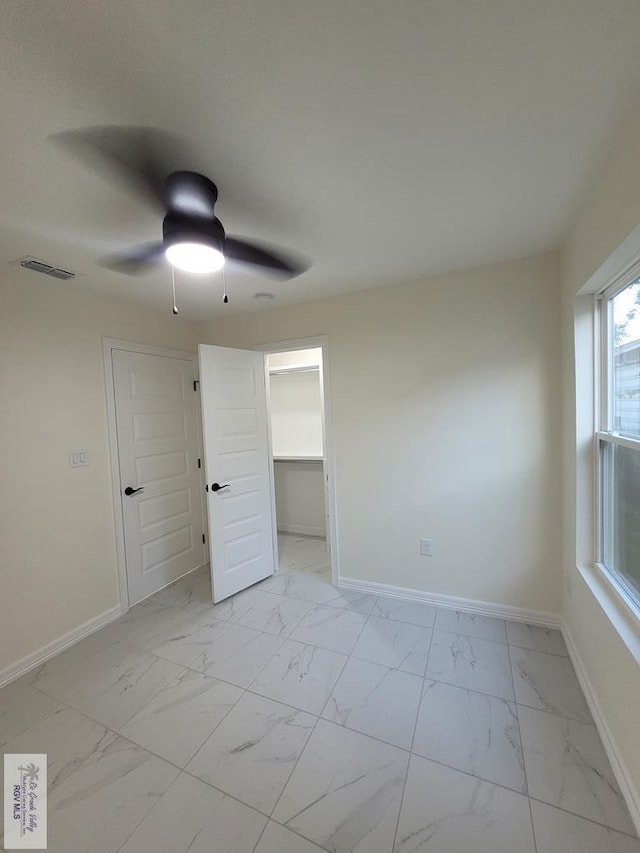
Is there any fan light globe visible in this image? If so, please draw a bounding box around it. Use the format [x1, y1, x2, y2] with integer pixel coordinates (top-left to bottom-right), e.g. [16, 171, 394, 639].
[165, 242, 225, 274]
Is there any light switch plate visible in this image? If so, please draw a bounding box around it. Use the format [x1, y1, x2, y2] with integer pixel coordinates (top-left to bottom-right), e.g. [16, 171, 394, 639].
[69, 449, 89, 468]
[420, 538, 433, 557]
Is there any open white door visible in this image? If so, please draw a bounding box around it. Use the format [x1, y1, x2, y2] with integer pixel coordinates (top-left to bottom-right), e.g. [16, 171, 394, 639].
[199, 344, 275, 602]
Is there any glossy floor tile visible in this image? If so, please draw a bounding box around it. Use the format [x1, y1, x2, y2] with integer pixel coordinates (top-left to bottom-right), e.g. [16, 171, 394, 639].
[426, 630, 514, 699]
[0, 534, 636, 853]
[370, 598, 437, 628]
[505, 621, 568, 656]
[290, 604, 368, 654]
[322, 657, 422, 748]
[251, 639, 347, 714]
[323, 588, 378, 615]
[413, 679, 526, 792]
[395, 755, 536, 853]
[257, 569, 342, 605]
[195, 621, 284, 687]
[434, 608, 507, 643]
[234, 592, 314, 638]
[44, 730, 178, 853]
[272, 719, 409, 853]
[510, 645, 591, 721]
[0, 706, 178, 853]
[146, 612, 224, 666]
[30, 641, 185, 730]
[518, 704, 635, 835]
[352, 615, 432, 675]
[186, 691, 315, 813]
[210, 586, 268, 622]
[150, 573, 213, 615]
[255, 821, 327, 853]
[0, 680, 62, 747]
[119, 772, 267, 853]
[88, 600, 190, 654]
[119, 668, 243, 766]
[530, 800, 640, 853]
[278, 533, 330, 573]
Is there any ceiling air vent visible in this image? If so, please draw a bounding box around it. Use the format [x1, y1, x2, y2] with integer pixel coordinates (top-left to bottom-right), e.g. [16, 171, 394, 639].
[19, 257, 77, 280]
[46, 267, 75, 280]
[21, 259, 53, 274]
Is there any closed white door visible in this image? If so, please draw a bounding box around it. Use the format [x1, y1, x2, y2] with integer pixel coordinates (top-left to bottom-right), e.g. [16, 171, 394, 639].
[199, 344, 275, 602]
[113, 349, 205, 605]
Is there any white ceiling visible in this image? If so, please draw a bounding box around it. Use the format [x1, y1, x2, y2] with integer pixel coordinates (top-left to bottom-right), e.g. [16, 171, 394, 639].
[2, 0, 640, 318]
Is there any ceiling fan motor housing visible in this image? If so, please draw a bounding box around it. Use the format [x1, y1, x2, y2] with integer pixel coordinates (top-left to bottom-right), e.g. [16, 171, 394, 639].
[162, 210, 225, 252]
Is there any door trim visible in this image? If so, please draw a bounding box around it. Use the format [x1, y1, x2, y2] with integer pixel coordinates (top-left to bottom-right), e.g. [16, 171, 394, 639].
[103, 338, 204, 614]
[253, 336, 339, 585]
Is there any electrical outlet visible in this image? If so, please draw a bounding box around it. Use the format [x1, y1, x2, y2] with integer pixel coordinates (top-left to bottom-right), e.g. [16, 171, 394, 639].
[420, 538, 432, 557]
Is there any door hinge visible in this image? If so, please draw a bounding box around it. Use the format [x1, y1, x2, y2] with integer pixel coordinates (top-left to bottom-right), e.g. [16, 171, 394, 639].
[193, 379, 200, 391]
[202, 533, 206, 544]
[197, 457, 201, 469]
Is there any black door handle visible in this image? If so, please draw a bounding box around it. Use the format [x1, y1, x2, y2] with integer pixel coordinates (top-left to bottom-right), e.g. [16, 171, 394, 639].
[211, 482, 230, 492]
[124, 486, 144, 496]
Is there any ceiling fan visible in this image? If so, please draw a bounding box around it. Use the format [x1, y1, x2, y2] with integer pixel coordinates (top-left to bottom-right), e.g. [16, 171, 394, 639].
[51, 126, 307, 283]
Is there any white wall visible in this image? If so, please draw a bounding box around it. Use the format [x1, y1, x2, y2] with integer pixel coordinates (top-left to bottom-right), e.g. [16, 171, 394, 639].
[561, 112, 640, 801]
[198, 252, 562, 614]
[274, 461, 325, 536]
[268, 349, 325, 535]
[269, 348, 322, 370]
[0, 271, 197, 674]
[269, 370, 324, 459]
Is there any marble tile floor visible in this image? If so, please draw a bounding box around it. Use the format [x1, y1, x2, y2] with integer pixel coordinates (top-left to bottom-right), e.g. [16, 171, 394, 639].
[1, 533, 638, 853]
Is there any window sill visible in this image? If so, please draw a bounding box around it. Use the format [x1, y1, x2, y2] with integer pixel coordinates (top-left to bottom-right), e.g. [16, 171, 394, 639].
[575, 561, 640, 666]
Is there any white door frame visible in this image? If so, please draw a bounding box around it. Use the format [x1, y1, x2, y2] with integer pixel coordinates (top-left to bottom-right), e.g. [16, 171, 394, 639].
[103, 338, 206, 614]
[254, 336, 339, 585]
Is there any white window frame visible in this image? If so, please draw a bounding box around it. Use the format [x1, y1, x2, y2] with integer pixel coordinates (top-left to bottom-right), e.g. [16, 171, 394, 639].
[595, 268, 640, 615]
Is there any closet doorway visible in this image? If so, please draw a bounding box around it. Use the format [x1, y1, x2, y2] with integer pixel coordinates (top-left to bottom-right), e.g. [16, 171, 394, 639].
[257, 337, 338, 584]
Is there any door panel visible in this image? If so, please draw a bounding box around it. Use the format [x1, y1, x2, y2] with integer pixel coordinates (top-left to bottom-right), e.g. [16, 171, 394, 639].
[138, 488, 191, 530]
[136, 450, 188, 483]
[113, 350, 205, 605]
[199, 345, 274, 602]
[133, 411, 187, 440]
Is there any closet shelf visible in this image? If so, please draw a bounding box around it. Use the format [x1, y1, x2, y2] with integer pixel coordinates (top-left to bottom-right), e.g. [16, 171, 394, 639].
[273, 456, 323, 462]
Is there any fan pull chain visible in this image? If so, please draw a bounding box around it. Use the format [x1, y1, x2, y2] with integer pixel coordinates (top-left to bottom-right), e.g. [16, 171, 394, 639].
[222, 264, 229, 304]
[171, 267, 178, 315]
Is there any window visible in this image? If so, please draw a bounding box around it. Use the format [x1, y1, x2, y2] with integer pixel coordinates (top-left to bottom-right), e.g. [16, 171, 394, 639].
[598, 276, 640, 605]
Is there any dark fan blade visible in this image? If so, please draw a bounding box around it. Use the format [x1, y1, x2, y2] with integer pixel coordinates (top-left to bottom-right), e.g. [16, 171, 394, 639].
[224, 237, 307, 278]
[98, 242, 166, 275]
[51, 126, 187, 211]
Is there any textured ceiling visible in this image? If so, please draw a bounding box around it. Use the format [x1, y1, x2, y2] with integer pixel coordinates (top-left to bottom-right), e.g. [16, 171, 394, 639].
[2, 0, 640, 317]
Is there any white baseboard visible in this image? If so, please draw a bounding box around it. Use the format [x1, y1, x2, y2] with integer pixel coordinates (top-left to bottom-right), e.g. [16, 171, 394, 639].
[562, 620, 640, 837]
[278, 524, 326, 537]
[0, 604, 123, 690]
[338, 576, 561, 628]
